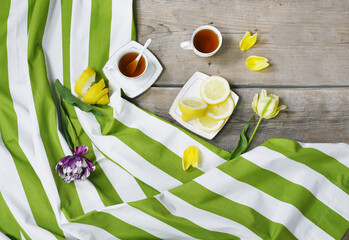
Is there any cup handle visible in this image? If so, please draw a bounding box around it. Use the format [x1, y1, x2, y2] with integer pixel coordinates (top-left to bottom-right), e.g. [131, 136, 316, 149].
[180, 41, 193, 50]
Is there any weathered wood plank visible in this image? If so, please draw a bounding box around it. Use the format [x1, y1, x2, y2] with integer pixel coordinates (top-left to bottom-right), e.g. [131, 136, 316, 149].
[132, 87, 349, 151]
[134, 0, 349, 86]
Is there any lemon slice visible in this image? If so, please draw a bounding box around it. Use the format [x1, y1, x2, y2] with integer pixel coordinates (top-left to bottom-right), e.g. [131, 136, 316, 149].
[195, 114, 225, 132]
[74, 66, 96, 97]
[206, 96, 235, 120]
[200, 76, 230, 104]
[178, 97, 207, 121]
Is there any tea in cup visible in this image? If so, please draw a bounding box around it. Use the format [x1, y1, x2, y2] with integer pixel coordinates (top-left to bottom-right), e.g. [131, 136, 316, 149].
[117, 50, 148, 79]
[180, 25, 222, 57]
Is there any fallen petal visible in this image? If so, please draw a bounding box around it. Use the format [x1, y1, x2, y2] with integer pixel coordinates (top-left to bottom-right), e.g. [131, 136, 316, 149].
[246, 56, 269, 71]
[240, 31, 258, 51]
[182, 146, 199, 170]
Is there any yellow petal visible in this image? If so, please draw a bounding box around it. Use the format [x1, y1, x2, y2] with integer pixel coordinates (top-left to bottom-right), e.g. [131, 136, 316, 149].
[239, 31, 257, 51]
[83, 79, 106, 104]
[74, 66, 96, 97]
[182, 146, 199, 171]
[246, 56, 269, 71]
[96, 93, 110, 105]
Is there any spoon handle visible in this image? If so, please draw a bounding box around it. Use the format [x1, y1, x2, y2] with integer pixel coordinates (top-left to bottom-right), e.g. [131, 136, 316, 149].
[136, 38, 152, 61]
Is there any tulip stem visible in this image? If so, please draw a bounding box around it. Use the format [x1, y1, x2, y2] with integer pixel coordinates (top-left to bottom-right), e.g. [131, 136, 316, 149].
[248, 117, 263, 146]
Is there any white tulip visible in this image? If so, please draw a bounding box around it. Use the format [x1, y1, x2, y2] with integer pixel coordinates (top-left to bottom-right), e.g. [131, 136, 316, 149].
[252, 89, 287, 119]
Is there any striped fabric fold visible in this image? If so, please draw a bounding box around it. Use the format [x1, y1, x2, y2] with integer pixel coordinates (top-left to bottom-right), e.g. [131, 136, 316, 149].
[1, 0, 349, 239]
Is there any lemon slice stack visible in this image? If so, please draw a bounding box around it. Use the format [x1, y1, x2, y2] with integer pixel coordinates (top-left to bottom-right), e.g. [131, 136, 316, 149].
[74, 66, 110, 105]
[178, 75, 235, 132]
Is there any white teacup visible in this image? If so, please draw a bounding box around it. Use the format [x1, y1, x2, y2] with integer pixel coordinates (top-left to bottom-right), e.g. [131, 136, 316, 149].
[180, 25, 222, 57]
[116, 49, 149, 79]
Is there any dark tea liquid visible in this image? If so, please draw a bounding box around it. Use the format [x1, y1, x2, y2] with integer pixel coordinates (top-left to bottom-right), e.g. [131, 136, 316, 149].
[119, 52, 146, 78]
[193, 29, 219, 53]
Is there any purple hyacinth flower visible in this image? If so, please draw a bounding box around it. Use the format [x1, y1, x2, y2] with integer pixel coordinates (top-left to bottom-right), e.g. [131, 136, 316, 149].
[55, 145, 96, 183]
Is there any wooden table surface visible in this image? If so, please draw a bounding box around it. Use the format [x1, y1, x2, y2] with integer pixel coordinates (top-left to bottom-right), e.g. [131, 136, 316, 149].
[133, 1, 349, 238]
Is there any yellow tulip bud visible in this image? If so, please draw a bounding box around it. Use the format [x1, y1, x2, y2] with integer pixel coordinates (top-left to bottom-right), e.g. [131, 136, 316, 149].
[252, 89, 286, 119]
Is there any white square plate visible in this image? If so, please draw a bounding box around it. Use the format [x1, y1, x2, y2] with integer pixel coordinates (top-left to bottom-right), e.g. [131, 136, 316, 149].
[169, 72, 239, 140]
[103, 41, 163, 98]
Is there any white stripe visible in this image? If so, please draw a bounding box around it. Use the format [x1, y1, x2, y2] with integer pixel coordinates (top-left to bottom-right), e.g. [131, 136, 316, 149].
[109, 0, 133, 56]
[74, 180, 105, 213]
[242, 146, 349, 221]
[111, 95, 226, 173]
[93, 144, 147, 202]
[195, 168, 334, 240]
[42, 0, 63, 87]
[69, 0, 181, 193]
[43, 0, 105, 227]
[6, 0, 74, 239]
[60, 222, 120, 240]
[299, 142, 349, 169]
[42, 0, 128, 238]
[20, 232, 26, 240]
[42, 0, 106, 217]
[102, 204, 195, 239]
[6, 0, 111, 238]
[70, 0, 91, 83]
[0, 232, 11, 240]
[0, 136, 57, 240]
[76, 109, 182, 192]
[156, 192, 262, 240]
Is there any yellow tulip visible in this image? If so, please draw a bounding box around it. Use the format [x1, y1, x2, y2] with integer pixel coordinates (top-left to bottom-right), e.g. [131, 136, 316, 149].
[246, 56, 269, 71]
[182, 146, 199, 170]
[252, 89, 287, 119]
[74, 66, 96, 97]
[244, 90, 287, 147]
[239, 31, 258, 51]
[83, 79, 109, 105]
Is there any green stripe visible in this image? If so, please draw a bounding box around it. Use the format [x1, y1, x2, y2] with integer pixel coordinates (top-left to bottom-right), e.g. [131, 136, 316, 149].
[87, 0, 227, 184]
[95, 145, 161, 198]
[27, 0, 84, 219]
[60, 0, 124, 207]
[129, 197, 238, 240]
[87, 0, 206, 182]
[27, 0, 35, 32]
[218, 156, 349, 239]
[0, 5, 22, 240]
[95, 106, 204, 183]
[131, 100, 231, 160]
[262, 138, 349, 195]
[135, 178, 160, 198]
[88, 0, 112, 82]
[0, 1, 65, 238]
[74, 211, 160, 239]
[0, 193, 31, 240]
[170, 181, 297, 240]
[87, 163, 125, 206]
[131, 2, 136, 41]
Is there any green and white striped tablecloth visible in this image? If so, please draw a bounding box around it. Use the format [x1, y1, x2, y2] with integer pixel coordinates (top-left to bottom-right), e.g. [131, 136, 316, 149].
[1, 0, 349, 239]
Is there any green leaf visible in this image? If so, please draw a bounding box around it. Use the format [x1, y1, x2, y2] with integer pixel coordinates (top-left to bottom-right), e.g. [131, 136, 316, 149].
[57, 95, 74, 150]
[54, 80, 103, 117]
[230, 115, 255, 160]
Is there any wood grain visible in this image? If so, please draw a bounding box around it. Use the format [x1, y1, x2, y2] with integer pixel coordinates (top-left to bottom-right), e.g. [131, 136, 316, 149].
[132, 87, 349, 150]
[134, 0, 349, 86]
[133, 1, 349, 238]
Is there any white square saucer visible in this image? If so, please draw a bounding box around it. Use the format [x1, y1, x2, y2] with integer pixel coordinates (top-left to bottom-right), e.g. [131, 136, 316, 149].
[169, 72, 239, 140]
[103, 41, 163, 98]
